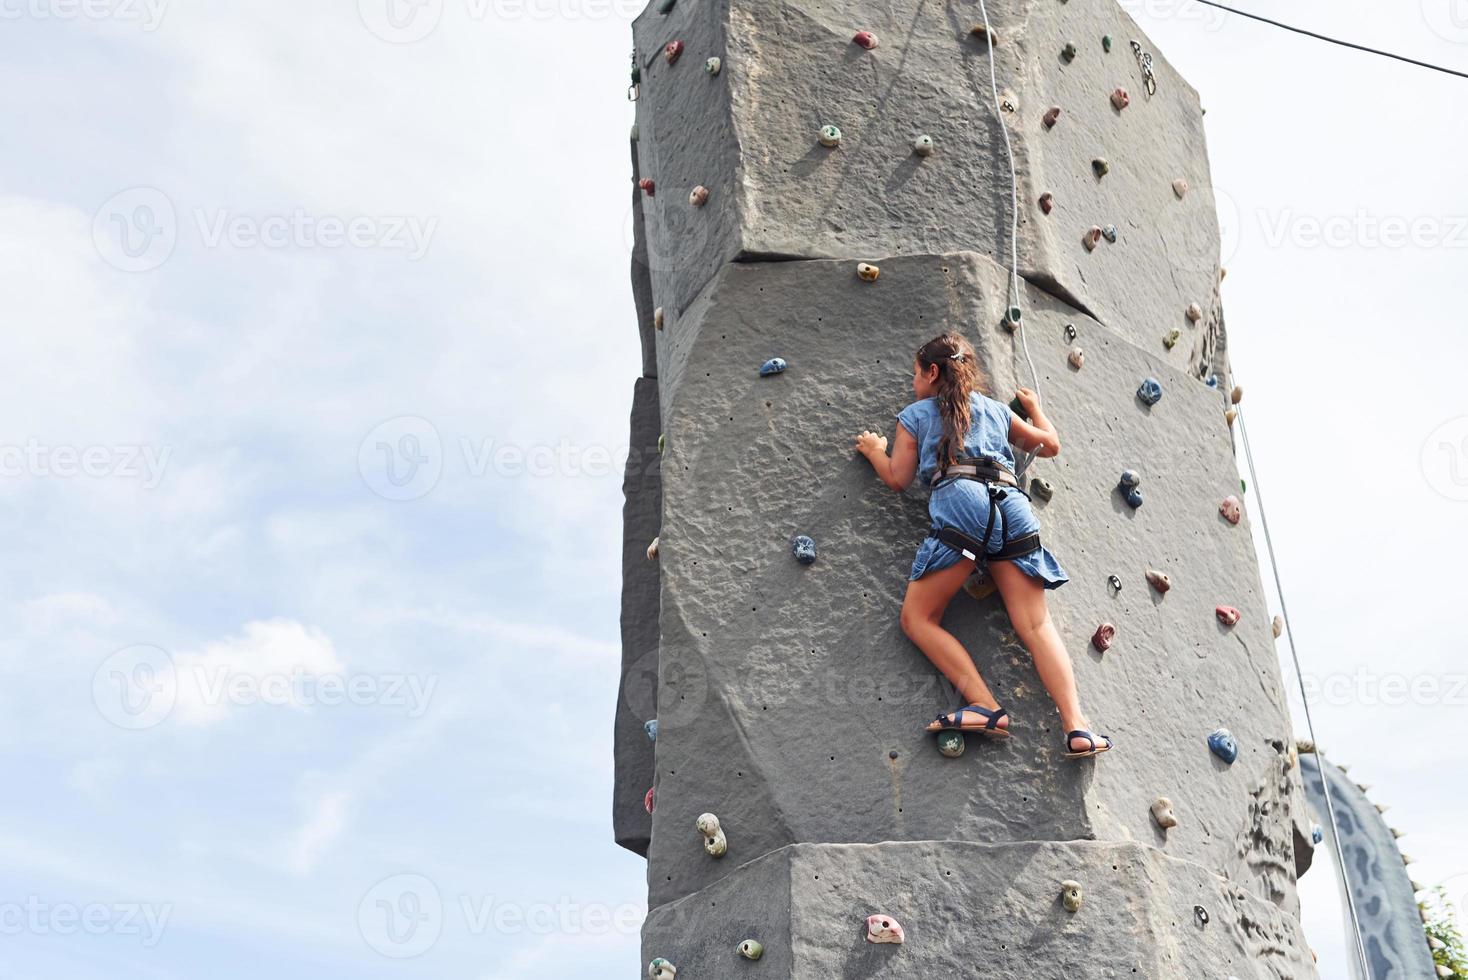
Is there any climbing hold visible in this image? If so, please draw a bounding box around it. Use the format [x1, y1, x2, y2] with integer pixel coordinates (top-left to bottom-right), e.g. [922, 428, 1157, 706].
[1031, 477, 1054, 501]
[1206, 375, 1219, 388]
[913, 134, 935, 157]
[1091, 623, 1116, 652]
[1357, 782, 1371, 793]
[1060, 880, 1083, 912]
[1186, 302, 1203, 322]
[1107, 574, 1123, 593]
[1219, 266, 1228, 282]
[705, 56, 722, 76]
[1119, 469, 1141, 490]
[1391, 827, 1406, 839]
[1061, 42, 1078, 62]
[697, 812, 728, 858]
[654, 307, 665, 331]
[1043, 105, 1062, 129]
[1083, 226, 1102, 251]
[1173, 178, 1189, 198]
[866, 914, 906, 944]
[1230, 385, 1244, 405]
[856, 262, 880, 282]
[853, 30, 879, 49]
[658, 434, 666, 455]
[738, 940, 764, 960]
[1216, 605, 1241, 627]
[1194, 905, 1210, 927]
[1151, 797, 1178, 829]
[647, 537, 660, 560]
[1311, 824, 1324, 845]
[760, 357, 787, 377]
[689, 185, 710, 207]
[1068, 347, 1084, 370]
[1225, 408, 1238, 426]
[1125, 488, 1144, 509]
[1102, 224, 1118, 243]
[1103, 35, 1113, 52]
[1272, 615, 1284, 638]
[963, 570, 997, 600]
[1092, 158, 1110, 178]
[1064, 323, 1078, 341]
[639, 178, 656, 197]
[645, 719, 658, 741]
[1145, 569, 1172, 594]
[648, 958, 677, 980]
[657, 0, 675, 12]
[1207, 728, 1239, 764]
[1220, 496, 1242, 525]
[791, 534, 818, 564]
[1038, 192, 1055, 214]
[936, 729, 966, 758]
[1009, 396, 1030, 422]
[664, 41, 684, 65]
[644, 787, 655, 813]
[1162, 328, 1181, 350]
[1137, 377, 1163, 406]
[1110, 88, 1130, 111]
[630, 123, 639, 142]
[968, 24, 996, 46]
[1002, 306, 1022, 332]
[998, 95, 1017, 113]
[819, 125, 843, 148]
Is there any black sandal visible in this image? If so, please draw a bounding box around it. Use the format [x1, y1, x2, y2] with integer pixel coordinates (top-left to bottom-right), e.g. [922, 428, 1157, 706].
[925, 704, 1011, 738]
[1064, 729, 1113, 758]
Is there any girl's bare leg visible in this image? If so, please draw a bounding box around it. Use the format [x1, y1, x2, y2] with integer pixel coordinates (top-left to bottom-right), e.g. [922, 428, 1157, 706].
[899, 560, 1008, 730]
[988, 560, 1093, 749]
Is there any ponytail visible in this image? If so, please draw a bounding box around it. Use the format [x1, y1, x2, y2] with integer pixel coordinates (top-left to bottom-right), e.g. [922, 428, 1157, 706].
[915, 332, 986, 469]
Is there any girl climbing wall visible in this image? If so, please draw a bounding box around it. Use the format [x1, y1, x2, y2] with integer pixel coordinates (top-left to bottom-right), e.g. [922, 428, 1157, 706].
[854, 331, 1112, 758]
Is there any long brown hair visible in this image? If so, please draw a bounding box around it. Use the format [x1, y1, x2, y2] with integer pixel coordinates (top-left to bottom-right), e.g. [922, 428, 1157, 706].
[916, 332, 986, 469]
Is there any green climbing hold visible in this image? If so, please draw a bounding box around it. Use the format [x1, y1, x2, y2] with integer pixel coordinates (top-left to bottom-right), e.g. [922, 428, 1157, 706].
[737, 939, 764, 960]
[937, 730, 966, 758]
[658, 434, 666, 455]
[1009, 396, 1030, 422]
[631, 63, 642, 85]
[1163, 328, 1181, 350]
[1103, 35, 1113, 52]
[819, 125, 843, 148]
[1002, 307, 1021, 333]
[658, 0, 676, 12]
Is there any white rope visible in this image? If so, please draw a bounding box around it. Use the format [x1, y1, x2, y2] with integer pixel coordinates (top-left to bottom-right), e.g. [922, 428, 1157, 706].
[974, 0, 1042, 475]
[1236, 403, 1370, 975]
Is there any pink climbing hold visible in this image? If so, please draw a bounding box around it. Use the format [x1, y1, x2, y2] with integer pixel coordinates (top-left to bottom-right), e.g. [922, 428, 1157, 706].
[1216, 605, 1241, 627]
[853, 30, 879, 49]
[1043, 105, 1061, 129]
[865, 915, 906, 944]
[1110, 87, 1130, 110]
[644, 787, 656, 813]
[664, 40, 684, 65]
[639, 178, 656, 197]
[1220, 495, 1242, 525]
[1146, 569, 1172, 594]
[689, 185, 710, 207]
[1083, 226, 1102, 251]
[1092, 622, 1116, 652]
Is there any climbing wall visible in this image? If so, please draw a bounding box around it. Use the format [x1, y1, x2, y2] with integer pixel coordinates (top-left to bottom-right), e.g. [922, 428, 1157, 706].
[616, 1, 1319, 975]
[1298, 749, 1438, 978]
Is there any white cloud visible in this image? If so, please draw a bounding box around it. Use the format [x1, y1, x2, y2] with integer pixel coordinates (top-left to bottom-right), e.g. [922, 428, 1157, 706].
[288, 790, 353, 876]
[173, 619, 344, 726]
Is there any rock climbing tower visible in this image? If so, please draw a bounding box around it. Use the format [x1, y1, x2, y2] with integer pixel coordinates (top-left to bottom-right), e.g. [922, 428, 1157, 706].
[615, 1, 1320, 975]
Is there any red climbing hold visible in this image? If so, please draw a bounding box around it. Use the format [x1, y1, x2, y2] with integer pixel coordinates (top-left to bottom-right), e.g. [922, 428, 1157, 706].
[1219, 495, 1242, 525]
[644, 787, 656, 813]
[664, 40, 684, 65]
[1216, 605, 1241, 627]
[853, 30, 879, 49]
[639, 178, 656, 197]
[1043, 106, 1061, 129]
[1039, 193, 1054, 215]
[1111, 88, 1130, 110]
[1092, 623, 1116, 652]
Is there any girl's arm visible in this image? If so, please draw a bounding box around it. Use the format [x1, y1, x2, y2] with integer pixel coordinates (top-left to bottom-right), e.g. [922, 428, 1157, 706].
[855, 427, 919, 491]
[1009, 387, 1061, 457]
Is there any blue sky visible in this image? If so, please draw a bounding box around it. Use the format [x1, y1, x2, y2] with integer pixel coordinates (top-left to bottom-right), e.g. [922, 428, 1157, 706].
[0, 0, 1465, 976]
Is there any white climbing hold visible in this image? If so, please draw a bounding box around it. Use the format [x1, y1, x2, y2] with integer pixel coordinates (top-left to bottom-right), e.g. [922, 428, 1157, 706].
[856, 262, 880, 282]
[654, 307, 665, 331]
[697, 812, 728, 858]
[1060, 880, 1083, 912]
[865, 914, 906, 944]
[1272, 615, 1284, 638]
[913, 134, 935, 157]
[1068, 347, 1084, 370]
[647, 537, 660, 560]
[1173, 178, 1189, 199]
[1151, 797, 1178, 829]
[819, 125, 843, 148]
[705, 56, 722, 76]
[689, 185, 710, 207]
[1391, 827, 1405, 839]
[648, 958, 677, 980]
[1186, 302, 1203, 323]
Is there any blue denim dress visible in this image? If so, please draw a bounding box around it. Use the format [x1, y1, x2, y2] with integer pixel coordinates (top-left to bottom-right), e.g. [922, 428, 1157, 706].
[898, 394, 1069, 589]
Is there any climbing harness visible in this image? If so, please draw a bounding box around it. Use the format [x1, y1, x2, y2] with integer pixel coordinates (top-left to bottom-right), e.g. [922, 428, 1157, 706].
[1235, 402, 1371, 975]
[1129, 40, 1158, 96]
[927, 456, 1042, 562]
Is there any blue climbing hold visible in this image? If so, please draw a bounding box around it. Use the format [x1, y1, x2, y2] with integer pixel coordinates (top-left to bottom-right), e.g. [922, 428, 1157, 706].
[1206, 375, 1219, 388]
[1208, 728, 1239, 764]
[1311, 824, 1324, 845]
[1118, 469, 1141, 490]
[1102, 224, 1118, 243]
[760, 357, 787, 377]
[1137, 377, 1163, 406]
[1125, 488, 1143, 509]
[792, 535, 818, 565]
[645, 720, 658, 741]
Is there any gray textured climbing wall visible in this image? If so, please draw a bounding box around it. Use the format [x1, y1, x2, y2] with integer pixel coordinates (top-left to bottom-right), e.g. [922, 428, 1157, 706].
[1299, 750, 1437, 978]
[616, 1, 1319, 975]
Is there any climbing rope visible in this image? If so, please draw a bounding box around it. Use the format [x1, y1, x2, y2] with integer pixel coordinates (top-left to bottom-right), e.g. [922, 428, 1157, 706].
[974, 0, 1042, 476]
[1235, 403, 1370, 975]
